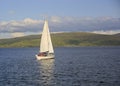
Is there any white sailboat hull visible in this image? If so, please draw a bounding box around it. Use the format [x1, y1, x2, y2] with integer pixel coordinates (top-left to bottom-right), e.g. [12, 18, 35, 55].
[36, 54, 54, 60]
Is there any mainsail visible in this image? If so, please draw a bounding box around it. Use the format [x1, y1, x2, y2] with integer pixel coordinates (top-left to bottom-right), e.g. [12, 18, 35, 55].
[40, 20, 54, 53]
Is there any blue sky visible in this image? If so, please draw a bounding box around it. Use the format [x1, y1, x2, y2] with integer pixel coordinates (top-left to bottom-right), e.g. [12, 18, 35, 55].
[0, 0, 120, 38]
[0, 0, 120, 20]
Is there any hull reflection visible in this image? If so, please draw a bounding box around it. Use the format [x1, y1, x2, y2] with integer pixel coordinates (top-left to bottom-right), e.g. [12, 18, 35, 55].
[38, 59, 55, 85]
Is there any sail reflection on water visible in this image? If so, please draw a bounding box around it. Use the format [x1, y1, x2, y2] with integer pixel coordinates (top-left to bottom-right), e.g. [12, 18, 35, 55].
[38, 59, 55, 85]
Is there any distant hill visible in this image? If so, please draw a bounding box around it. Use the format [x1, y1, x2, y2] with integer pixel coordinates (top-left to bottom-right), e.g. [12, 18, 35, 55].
[0, 32, 120, 48]
[114, 33, 120, 36]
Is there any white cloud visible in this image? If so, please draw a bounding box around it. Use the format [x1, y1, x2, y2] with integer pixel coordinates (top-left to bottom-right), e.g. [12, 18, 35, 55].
[92, 30, 120, 35]
[0, 16, 120, 35]
[23, 18, 41, 24]
[11, 32, 25, 37]
[0, 18, 43, 33]
[50, 16, 62, 23]
[0, 21, 8, 26]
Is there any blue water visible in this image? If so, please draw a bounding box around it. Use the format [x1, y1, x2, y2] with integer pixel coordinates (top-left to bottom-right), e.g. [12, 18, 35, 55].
[0, 47, 120, 86]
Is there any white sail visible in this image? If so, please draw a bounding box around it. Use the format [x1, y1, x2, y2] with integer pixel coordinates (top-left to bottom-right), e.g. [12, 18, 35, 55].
[47, 24, 54, 53]
[40, 20, 54, 53]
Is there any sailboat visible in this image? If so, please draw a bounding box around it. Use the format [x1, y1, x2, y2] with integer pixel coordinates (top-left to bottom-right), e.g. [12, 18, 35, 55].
[36, 20, 54, 60]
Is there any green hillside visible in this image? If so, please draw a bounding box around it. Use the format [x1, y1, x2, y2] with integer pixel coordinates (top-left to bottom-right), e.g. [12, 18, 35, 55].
[0, 32, 120, 47]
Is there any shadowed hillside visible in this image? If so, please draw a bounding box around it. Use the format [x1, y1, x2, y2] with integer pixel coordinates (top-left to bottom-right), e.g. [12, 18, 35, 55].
[0, 32, 120, 47]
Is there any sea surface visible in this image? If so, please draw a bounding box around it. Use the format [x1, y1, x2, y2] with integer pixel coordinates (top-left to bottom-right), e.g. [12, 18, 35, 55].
[0, 47, 120, 86]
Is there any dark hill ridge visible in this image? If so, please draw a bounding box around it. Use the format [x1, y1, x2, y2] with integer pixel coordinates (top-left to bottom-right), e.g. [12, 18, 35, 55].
[114, 33, 120, 36]
[0, 32, 120, 47]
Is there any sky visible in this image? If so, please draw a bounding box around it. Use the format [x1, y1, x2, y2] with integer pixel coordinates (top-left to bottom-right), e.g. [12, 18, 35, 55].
[0, 0, 120, 38]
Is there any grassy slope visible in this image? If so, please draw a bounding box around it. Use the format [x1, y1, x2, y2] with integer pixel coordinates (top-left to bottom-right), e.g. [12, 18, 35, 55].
[0, 32, 120, 47]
